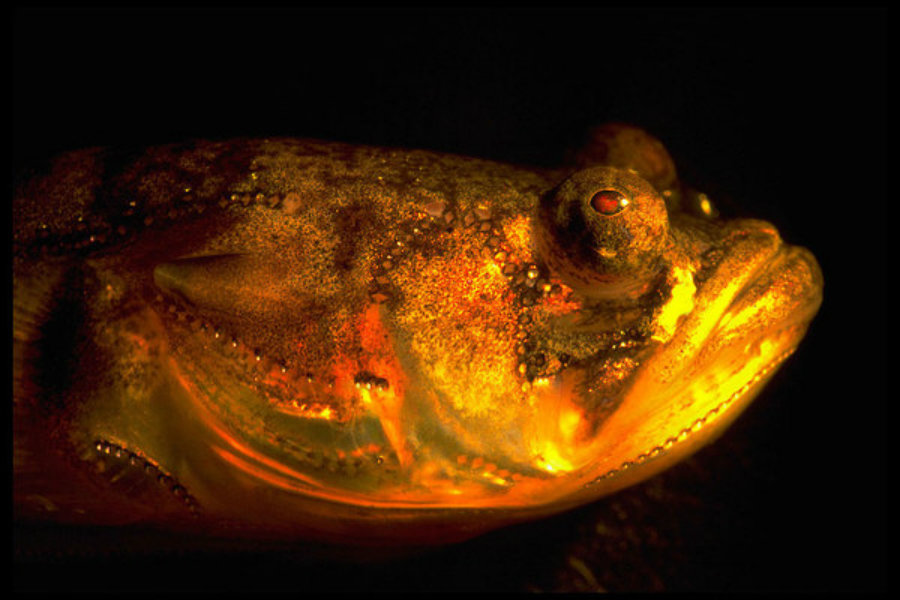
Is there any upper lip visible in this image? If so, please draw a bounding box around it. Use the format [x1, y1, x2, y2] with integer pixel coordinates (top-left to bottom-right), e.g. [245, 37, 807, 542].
[722, 241, 824, 335]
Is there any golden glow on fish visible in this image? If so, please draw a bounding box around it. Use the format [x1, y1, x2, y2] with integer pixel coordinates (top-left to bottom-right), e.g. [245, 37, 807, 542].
[12, 124, 823, 545]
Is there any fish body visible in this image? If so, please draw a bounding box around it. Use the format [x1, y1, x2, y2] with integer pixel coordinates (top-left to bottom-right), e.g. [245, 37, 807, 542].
[13, 125, 822, 546]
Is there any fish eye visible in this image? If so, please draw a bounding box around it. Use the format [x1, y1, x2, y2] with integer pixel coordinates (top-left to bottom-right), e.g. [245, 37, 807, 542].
[590, 189, 630, 216]
[537, 166, 670, 299]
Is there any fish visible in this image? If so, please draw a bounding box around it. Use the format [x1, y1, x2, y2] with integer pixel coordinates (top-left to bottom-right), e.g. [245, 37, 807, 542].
[13, 123, 822, 548]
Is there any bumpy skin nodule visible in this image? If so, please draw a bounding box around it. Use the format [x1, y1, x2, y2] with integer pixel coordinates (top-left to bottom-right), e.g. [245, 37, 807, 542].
[12, 126, 823, 546]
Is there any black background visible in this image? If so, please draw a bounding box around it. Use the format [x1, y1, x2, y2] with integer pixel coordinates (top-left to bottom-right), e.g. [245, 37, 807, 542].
[12, 6, 887, 593]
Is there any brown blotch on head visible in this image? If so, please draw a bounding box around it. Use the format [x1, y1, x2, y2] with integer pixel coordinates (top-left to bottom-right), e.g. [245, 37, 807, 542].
[572, 123, 678, 196]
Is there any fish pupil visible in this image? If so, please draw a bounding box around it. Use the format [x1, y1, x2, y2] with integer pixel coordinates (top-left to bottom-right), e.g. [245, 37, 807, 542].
[591, 190, 629, 215]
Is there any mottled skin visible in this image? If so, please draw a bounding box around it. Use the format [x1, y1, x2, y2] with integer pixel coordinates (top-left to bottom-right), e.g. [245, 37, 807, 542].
[13, 126, 822, 546]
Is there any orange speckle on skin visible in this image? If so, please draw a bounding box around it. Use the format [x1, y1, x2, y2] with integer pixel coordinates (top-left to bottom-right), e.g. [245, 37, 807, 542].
[537, 288, 582, 316]
[502, 214, 533, 255]
[328, 304, 411, 466]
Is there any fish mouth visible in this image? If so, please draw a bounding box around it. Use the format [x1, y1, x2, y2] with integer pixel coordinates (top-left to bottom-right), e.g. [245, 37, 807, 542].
[552, 229, 824, 506]
[720, 239, 824, 342]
